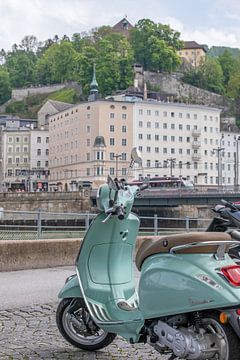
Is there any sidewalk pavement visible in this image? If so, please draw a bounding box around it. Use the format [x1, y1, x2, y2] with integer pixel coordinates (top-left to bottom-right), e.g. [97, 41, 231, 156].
[0, 267, 168, 359]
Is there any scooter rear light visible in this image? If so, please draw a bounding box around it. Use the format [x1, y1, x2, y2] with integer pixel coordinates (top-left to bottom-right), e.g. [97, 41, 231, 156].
[221, 265, 240, 286]
[236, 309, 240, 316]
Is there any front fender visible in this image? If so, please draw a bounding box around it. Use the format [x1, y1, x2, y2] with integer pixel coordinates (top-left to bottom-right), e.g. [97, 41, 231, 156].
[58, 274, 82, 299]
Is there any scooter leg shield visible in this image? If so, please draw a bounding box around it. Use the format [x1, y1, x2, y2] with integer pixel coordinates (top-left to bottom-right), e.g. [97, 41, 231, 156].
[58, 274, 82, 299]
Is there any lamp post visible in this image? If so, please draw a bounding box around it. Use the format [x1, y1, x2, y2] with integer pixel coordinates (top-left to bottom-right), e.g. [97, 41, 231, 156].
[166, 158, 176, 177]
[235, 136, 240, 190]
[212, 134, 224, 191]
[113, 154, 122, 179]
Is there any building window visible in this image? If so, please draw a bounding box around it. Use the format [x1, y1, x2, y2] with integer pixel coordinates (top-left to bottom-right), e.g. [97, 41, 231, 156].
[87, 168, 90, 176]
[122, 139, 127, 146]
[155, 111, 159, 116]
[163, 123, 167, 129]
[110, 138, 115, 145]
[8, 137, 13, 143]
[139, 134, 143, 140]
[163, 111, 167, 117]
[46, 137, 49, 143]
[155, 122, 159, 128]
[87, 139, 90, 146]
[45, 161, 49, 167]
[121, 153, 127, 160]
[139, 109, 143, 115]
[16, 137, 20, 143]
[110, 125, 115, 132]
[139, 121, 143, 127]
[155, 134, 159, 141]
[110, 152, 115, 160]
[37, 161, 41, 168]
[179, 124, 183, 130]
[37, 137, 41, 143]
[147, 160, 151, 167]
[171, 112, 175, 118]
[155, 147, 159, 153]
[110, 168, 115, 175]
[147, 121, 151, 128]
[147, 146, 151, 152]
[147, 110, 151, 115]
[87, 153, 90, 161]
[122, 114, 127, 119]
[147, 134, 151, 140]
[179, 113, 182, 118]
[122, 126, 127, 132]
[110, 113, 115, 119]
[16, 147, 20, 153]
[186, 113, 190, 119]
[122, 168, 127, 176]
[37, 149, 41, 156]
[163, 135, 167, 141]
[7, 169, 13, 176]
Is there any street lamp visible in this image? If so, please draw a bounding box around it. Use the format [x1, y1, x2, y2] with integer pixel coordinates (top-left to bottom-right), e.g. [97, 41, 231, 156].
[166, 157, 176, 177]
[235, 136, 240, 190]
[113, 154, 122, 179]
[213, 134, 224, 190]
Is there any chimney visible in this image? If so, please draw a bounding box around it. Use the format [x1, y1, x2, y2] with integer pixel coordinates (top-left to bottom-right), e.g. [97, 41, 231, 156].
[134, 78, 138, 88]
[143, 82, 147, 100]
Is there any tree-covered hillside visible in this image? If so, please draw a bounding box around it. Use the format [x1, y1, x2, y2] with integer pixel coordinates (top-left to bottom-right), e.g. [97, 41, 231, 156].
[0, 19, 182, 106]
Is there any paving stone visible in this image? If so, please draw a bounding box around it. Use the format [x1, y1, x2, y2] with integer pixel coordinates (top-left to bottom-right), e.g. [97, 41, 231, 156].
[0, 303, 169, 359]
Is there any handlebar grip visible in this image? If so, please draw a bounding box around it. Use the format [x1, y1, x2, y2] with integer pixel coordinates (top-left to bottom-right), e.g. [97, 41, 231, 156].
[117, 206, 125, 220]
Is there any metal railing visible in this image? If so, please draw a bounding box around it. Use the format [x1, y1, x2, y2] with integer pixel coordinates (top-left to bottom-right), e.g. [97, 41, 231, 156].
[0, 209, 212, 241]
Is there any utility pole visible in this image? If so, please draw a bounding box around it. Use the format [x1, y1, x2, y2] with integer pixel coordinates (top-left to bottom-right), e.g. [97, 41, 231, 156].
[113, 154, 122, 179]
[167, 158, 176, 177]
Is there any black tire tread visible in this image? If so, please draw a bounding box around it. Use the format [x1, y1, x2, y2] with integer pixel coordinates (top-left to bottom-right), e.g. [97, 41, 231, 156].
[56, 298, 116, 351]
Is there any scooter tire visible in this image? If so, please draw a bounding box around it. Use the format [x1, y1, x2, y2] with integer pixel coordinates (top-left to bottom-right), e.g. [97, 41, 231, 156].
[203, 312, 240, 360]
[56, 298, 116, 351]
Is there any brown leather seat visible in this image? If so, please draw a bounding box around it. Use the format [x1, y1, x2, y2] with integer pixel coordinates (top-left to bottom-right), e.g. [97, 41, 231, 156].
[135, 232, 231, 271]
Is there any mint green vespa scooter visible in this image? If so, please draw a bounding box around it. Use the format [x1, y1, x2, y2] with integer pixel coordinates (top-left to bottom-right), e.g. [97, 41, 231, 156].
[57, 148, 240, 359]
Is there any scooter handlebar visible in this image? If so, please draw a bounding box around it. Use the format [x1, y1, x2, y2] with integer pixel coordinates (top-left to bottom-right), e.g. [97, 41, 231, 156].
[117, 205, 125, 220]
[229, 230, 240, 241]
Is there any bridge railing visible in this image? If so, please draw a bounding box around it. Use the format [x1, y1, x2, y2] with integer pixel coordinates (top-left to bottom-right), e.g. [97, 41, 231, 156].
[0, 209, 213, 240]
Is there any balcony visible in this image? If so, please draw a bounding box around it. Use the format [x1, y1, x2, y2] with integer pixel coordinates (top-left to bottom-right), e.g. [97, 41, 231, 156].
[192, 129, 201, 137]
[192, 153, 201, 161]
[192, 141, 201, 149]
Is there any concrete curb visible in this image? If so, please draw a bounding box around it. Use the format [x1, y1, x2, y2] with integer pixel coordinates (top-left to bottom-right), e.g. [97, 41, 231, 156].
[0, 236, 156, 272]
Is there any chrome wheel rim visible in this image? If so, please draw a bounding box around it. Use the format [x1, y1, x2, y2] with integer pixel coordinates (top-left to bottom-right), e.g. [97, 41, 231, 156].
[203, 318, 229, 360]
[62, 304, 108, 345]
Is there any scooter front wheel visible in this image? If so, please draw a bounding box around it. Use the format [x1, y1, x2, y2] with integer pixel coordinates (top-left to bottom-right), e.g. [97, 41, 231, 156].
[56, 298, 116, 351]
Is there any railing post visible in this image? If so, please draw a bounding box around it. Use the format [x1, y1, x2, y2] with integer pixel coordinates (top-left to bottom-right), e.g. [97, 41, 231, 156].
[37, 208, 42, 239]
[185, 216, 190, 232]
[85, 212, 90, 231]
[154, 214, 158, 235]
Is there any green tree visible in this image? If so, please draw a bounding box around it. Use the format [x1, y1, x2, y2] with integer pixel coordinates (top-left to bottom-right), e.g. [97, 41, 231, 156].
[227, 58, 240, 98]
[130, 18, 182, 71]
[183, 57, 224, 94]
[218, 50, 235, 86]
[5, 50, 37, 87]
[0, 67, 11, 105]
[36, 41, 77, 84]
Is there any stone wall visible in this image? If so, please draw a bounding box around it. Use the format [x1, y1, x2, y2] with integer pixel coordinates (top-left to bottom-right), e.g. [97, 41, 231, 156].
[11, 84, 66, 101]
[0, 190, 92, 213]
[136, 71, 229, 109]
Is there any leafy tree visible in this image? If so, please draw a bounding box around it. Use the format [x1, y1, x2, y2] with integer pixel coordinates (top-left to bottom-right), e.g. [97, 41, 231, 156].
[218, 50, 235, 86]
[36, 41, 77, 84]
[5, 50, 37, 87]
[0, 67, 11, 105]
[130, 19, 182, 71]
[20, 35, 39, 53]
[183, 57, 224, 94]
[227, 58, 240, 98]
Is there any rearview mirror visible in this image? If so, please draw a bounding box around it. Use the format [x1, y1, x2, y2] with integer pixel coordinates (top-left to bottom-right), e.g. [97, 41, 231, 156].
[131, 147, 142, 165]
[107, 175, 119, 191]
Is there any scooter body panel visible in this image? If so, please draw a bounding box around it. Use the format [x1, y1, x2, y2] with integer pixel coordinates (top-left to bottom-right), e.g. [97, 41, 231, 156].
[58, 274, 82, 299]
[139, 252, 240, 319]
[75, 210, 144, 341]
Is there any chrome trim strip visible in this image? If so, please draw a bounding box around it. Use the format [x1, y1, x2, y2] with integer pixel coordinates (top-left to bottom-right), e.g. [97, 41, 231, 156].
[76, 268, 139, 325]
[170, 240, 239, 254]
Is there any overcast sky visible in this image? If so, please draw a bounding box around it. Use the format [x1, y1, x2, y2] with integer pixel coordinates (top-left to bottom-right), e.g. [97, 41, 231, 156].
[1, 0, 240, 51]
